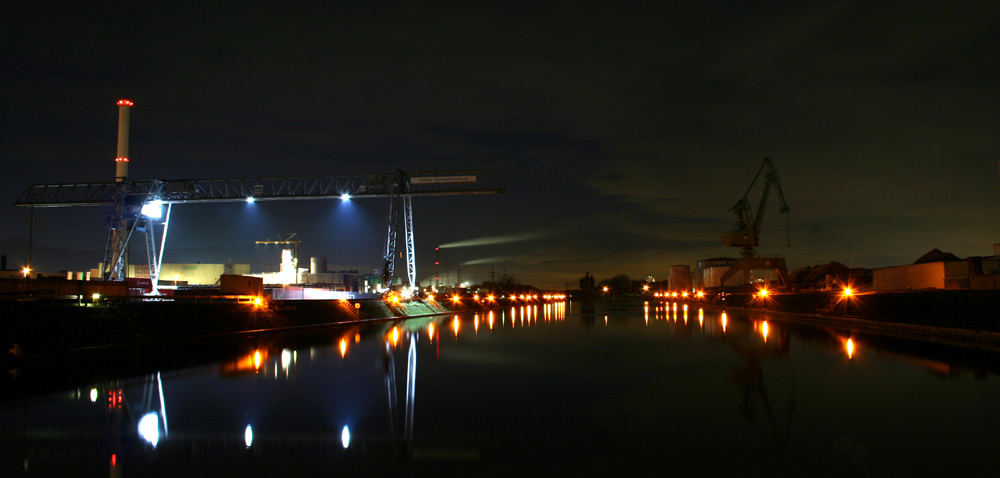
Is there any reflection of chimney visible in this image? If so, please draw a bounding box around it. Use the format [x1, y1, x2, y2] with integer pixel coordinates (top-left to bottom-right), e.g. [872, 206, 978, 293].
[115, 99, 133, 182]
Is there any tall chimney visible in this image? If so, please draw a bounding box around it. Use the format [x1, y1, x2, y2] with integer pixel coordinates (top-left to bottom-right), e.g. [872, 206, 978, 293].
[115, 99, 133, 182]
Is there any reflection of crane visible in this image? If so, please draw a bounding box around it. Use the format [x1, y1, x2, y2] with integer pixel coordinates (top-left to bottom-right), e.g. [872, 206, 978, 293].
[719, 158, 791, 287]
[727, 323, 795, 459]
[383, 331, 417, 459]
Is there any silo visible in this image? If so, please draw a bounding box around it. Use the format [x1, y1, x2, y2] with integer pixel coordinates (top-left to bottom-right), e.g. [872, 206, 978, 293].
[669, 265, 693, 291]
[310, 256, 328, 274]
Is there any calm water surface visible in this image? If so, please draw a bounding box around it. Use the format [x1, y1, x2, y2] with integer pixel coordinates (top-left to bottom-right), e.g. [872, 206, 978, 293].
[2, 299, 999, 476]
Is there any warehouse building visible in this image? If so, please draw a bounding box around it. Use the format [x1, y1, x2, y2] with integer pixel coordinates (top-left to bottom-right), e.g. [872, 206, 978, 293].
[872, 247, 1000, 291]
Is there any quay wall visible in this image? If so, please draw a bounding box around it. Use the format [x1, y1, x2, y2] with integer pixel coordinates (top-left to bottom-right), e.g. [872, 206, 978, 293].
[707, 289, 1000, 331]
[0, 298, 496, 363]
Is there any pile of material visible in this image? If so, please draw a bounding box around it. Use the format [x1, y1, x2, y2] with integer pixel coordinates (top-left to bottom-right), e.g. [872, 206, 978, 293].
[788, 261, 871, 290]
[912, 248, 961, 264]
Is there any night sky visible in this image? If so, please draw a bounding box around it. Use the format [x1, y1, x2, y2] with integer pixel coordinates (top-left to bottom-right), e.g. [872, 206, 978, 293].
[3, 2, 999, 288]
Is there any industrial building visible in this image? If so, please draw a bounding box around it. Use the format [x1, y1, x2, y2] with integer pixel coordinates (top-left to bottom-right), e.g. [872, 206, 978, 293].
[694, 257, 742, 288]
[872, 247, 1000, 291]
[130, 262, 251, 285]
[125, 252, 368, 291]
[299, 255, 365, 292]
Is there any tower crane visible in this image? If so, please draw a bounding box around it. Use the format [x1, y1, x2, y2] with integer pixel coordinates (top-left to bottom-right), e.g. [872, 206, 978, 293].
[255, 233, 302, 265]
[718, 157, 791, 288]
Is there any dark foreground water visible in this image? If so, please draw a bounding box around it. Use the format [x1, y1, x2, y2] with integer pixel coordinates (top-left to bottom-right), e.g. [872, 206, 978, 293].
[2, 299, 999, 477]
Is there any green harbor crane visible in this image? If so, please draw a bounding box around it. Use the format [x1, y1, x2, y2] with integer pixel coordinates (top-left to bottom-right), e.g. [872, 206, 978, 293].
[719, 157, 791, 288]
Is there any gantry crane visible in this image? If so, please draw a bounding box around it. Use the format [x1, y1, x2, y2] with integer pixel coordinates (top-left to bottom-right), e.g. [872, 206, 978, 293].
[15, 171, 503, 292]
[12, 100, 503, 292]
[719, 157, 790, 288]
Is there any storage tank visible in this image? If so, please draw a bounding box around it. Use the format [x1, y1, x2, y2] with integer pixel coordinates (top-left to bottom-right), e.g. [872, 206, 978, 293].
[310, 256, 327, 275]
[669, 265, 693, 291]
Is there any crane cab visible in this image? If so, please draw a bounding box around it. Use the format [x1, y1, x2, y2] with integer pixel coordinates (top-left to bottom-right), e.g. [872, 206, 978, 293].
[720, 230, 756, 248]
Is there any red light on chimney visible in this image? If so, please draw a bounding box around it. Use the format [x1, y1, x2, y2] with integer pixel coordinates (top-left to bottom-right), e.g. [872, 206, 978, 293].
[115, 157, 129, 162]
[117, 99, 133, 106]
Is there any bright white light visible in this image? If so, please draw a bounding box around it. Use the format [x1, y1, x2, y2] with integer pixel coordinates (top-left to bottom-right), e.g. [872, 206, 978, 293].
[246, 197, 255, 203]
[89, 388, 97, 402]
[281, 349, 292, 369]
[341, 193, 350, 201]
[141, 201, 163, 218]
[138, 412, 160, 447]
[244, 425, 253, 447]
[341, 425, 351, 448]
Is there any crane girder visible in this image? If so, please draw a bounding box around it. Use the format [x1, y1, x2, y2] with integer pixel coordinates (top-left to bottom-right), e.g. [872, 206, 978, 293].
[13, 170, 504, 207]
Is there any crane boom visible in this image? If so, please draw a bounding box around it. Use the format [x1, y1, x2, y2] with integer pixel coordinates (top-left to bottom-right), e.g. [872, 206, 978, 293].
[720, 157, 790, 257]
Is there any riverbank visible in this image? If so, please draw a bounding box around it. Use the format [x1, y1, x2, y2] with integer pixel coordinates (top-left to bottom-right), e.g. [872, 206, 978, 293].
[692, 289, 1000, 348]
[0, 298, 494, 364]
[707, 289, 999, 328]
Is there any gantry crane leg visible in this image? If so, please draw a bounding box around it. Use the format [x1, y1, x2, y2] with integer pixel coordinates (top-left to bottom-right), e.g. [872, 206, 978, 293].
[102, 188, 129, 281]
[102, 181, 164, 282]
[381, 171, 418, 292]
[403, 196, 416, 290]
[143, 217, 158, 294]
[381, 188, 400, 290]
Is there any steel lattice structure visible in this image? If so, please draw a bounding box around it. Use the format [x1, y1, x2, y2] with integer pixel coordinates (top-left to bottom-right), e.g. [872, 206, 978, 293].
[14, 170, 504, 288]
[14, 171, 503, 206]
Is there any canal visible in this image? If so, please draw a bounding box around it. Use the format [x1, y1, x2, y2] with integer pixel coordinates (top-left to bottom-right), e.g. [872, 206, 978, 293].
[2, 299, 999, 476]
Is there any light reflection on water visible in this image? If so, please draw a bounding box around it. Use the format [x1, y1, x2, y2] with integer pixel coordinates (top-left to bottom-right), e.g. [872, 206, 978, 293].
[1, 299, 999, 476]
